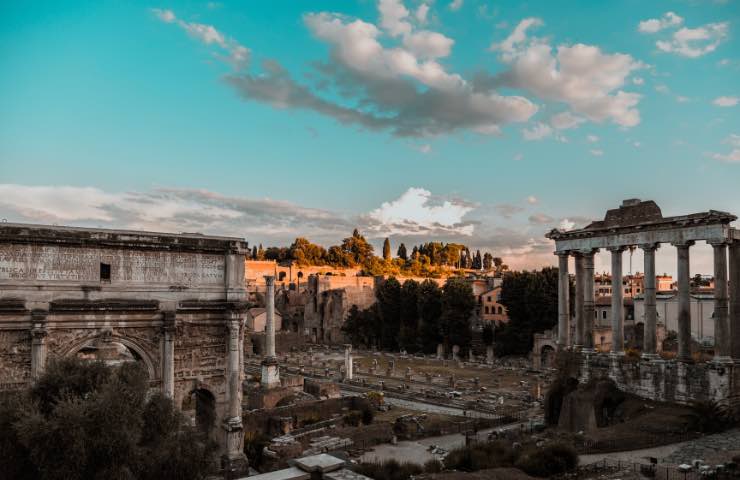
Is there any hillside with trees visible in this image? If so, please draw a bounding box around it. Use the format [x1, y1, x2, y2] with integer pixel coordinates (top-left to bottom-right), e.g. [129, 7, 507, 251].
[342, 277, 476, 354]
[251, 229, 504, 278]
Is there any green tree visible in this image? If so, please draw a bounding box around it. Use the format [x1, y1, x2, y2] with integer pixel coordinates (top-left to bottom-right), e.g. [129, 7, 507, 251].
[397, 243, 408, 261]
[0, 358, 216, 480]
[376, 277, 402, 350]
[342, 229, 375, 266]
[382, 238, 392, 261]
[441, 278, 475, 352]
[483, 252, 493, 270]
[472, 250, 482, 270]
[495, 267, 563, 355]
[418, 279, 443, 353]
[399, 280, 420, 351]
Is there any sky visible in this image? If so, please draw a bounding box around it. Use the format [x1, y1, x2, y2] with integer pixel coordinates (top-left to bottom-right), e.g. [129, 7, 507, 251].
[1, 0, 739, 276]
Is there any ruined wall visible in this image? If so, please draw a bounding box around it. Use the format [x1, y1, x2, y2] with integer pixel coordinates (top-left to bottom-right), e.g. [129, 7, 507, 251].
[582, 354, 740, 406]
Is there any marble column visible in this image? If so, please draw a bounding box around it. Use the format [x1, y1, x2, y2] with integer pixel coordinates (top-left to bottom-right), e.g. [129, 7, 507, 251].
[261, 275, 280, 388]
[712, 242, 731, 362]
[641, 243, 659, 358]
[729, 241, 740, 361]
[344, 344, 353, 380]
[30, 310, 48, 381]
[674, 241, 694, 362]
[162, 311, 176, 398]
[221, 308, 248, 475]
[226, 315, 242, 419]
[581, 249, 597, 352]
[574, 252, 585, 349]
[608, 247, 626, 354]
[264, 275, 276, 359]
[556, 251, 571, 349]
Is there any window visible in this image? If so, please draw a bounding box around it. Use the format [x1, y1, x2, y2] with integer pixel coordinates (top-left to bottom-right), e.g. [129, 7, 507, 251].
[487, 296, 492, 302]
[602, 311, 607, 319]
[100, 263, 111, 281]
[594, 310, 598, 318]
[485, 306, 489, 314]
[498, 306, 503, 315]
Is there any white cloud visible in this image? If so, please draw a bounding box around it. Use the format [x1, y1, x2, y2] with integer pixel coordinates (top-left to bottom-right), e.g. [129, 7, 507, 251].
[529, 213, 554, 225]
[527, 196, 538, 205]
[489, 18, 644, 127]
[522, 123, 552, 141]
[632, 77, 644, 85]
[550, 111, 584, 130]
[367, 187, 475, 235]
[559, 218, 575, 230]
[713, 96, 739, 107]
[379, 0, 412, 37]
[415, 3, 430, 24]
[413, 143, 432, 154]
[676, 96, 690, 103]
[655, 84, 669, 94]
[655, 22, 729, 58]
[449, 0, 463, 12]
[638, 12, 683, 34]
[587, 134, 599, 143]
[709, 134, 740, 163]
[590, 149, 604, 156]
[152, 8, 250, 69]
[632, 141, 642, 148]
[403, 30, 455, 59]
[514, 153, 524, 161]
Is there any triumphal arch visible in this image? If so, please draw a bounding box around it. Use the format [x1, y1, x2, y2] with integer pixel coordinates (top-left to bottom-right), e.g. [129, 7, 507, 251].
[547, 199, 740, 405]
[0, 223, 249, 471]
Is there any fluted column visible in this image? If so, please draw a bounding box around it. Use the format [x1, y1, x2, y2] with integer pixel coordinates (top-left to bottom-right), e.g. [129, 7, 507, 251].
[608, 247, 626, 354]
[264, 275, 276, 358]
[162, 311, 176, 398]
[556, 251, 571, 349]
[227, 315, 242, 419]
[581, 249, 597, 352]
[30, 310, 48, 381]
[574, 252, 585, 349]
[641, 243, 659, 358]
[674, 241, 694, 362]
[712, 242, 731, 362]
[222, 312, 248, 473]
[729, 241, 740, 361]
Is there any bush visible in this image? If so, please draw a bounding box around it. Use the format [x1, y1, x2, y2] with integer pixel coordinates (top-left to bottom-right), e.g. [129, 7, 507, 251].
[361, 406, 374, 425]
[687, 400, 739, 433]
[444, 441, 516, 472]
[355, 460, 423, 480]
[515, 442, 578, 477]
[344, 410, 362, 427]
[423, 459, 443, 473]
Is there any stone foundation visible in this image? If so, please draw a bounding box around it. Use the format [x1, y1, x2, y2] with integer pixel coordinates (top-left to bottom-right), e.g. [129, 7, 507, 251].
[580, 353, 740, 405]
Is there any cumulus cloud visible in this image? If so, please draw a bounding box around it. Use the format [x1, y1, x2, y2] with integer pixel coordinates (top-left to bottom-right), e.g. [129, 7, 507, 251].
[550, 111, 585, 130]
[656, 22, 729, 58]
[527, 196, 538, 205]
[528, 213, 554, 225]
[415, 3, 430, 23]
[638, 12, 683, 34]
[713, 96, 738, 107]
[494, 204, 525, 219]
[152, 8, 250, 69]
[708, 134, 740, 163]
[449, 0, 463, 12]
[587, 134, 599, 143]
[485, 18, 644, 127]
[522, 123, 552, 141]
[590, 149, 604, 156]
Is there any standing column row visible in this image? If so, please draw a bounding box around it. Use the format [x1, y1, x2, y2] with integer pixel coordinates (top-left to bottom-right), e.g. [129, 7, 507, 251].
[729, 241, 740, 361]
[641, 244, 659, 358]
[581, 249, 596, 352]
[556, 252, 570, 349]
[608, 247, 625, 354]
[674, 241, 694, 363]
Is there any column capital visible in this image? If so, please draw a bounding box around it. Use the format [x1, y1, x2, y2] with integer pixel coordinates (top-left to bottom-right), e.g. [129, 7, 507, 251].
[554, 250, 571, 258]
[162, 311, 177, 333]
[639, 242, 660, 252]
[708, 240, 730, 248]
[263, 275, 275, 286]
[606, 246, 627, 253]
[671, 240, 695, 249]
[577, 248, 599, 257]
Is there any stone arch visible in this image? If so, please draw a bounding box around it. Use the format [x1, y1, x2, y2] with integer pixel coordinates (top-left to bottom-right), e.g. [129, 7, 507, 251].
[182, 386, 217, 437]
[60, 333, 158, 380]
[540, 344, 556, 368]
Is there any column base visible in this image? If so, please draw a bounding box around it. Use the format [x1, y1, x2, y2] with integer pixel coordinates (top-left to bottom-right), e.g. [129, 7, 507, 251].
[261, 357, 280, 389]
[712, 355, 734, 365]
[222, 417, 248, 479]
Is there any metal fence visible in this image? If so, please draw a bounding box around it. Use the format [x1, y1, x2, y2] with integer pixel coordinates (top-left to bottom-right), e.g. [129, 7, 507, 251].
[579, 458, 740, 480]
[578, 432, 698, 454]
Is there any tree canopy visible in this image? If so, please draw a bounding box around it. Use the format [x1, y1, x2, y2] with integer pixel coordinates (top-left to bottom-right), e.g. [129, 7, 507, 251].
[0, 358, 216, 480]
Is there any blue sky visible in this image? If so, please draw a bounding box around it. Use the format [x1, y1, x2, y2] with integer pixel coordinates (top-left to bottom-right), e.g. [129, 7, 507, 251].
[1, 0, 738, 274]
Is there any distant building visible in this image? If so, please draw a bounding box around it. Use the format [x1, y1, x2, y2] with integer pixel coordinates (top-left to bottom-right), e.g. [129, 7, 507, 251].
[478, 286, 508, 325]
[247, 307, 283, 333]
[594, 273, 644, 298]
[634, 290, 716, 344]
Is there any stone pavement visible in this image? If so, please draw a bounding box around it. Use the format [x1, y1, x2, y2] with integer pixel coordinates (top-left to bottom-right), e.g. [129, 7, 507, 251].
[661, 428, 740, 465]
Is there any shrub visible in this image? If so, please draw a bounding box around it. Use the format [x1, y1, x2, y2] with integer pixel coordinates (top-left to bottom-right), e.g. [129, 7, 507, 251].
[444, 441, 516, 472]
[344, 410, 362, 427]
[355, 460, 423, 480]
[515, 442, 578, 477]
[423, 459, 443, 473]
[361, 406, 374, 425]
[687, 400, 739, 433]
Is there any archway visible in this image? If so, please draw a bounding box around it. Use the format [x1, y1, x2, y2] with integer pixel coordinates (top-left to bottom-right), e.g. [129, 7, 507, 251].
[62, 332, 157, 380]
[540, 345, 555, 368]
[182, 388, 217, 437]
